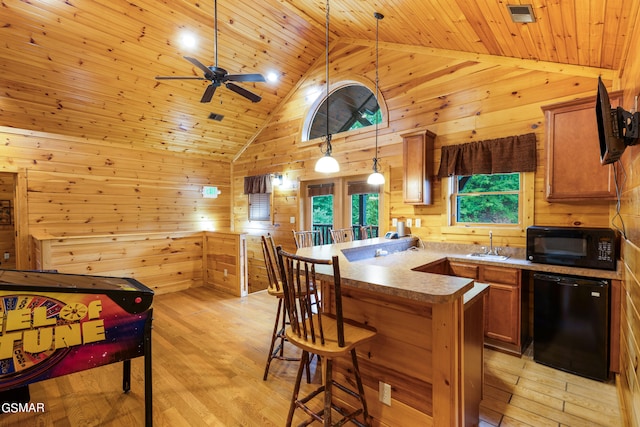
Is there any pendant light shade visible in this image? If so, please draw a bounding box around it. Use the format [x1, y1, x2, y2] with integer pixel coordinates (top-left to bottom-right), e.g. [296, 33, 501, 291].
[315, 150, 340, 173]
[315, 0, 339, 173]
[368, 11, 384, 185]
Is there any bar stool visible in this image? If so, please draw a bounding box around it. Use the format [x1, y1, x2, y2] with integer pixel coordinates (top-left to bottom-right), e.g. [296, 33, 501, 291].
[262, 234, 301, 381]
[276, 247, 377, 427]
[293, 230, 323, 248]
[330, 228, 354, 243]
[262, 234, 312, 383]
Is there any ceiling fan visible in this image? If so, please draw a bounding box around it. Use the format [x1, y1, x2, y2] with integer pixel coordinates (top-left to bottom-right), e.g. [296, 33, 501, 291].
[155, 0, 265, 103]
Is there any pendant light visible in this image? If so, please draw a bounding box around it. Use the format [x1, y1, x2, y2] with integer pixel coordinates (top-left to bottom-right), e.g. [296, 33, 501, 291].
[367, 12, 385, 185]
[315, 0, 340, 173]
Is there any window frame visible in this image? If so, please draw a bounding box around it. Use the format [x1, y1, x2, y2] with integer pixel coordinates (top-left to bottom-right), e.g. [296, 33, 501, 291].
[299, 77, 389, 146]
[442, 171, 534, 237]
[451, 173, 522, 226]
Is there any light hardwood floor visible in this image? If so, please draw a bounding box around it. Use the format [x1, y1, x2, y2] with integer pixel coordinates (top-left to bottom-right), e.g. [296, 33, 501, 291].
[1, 287, 624, 426]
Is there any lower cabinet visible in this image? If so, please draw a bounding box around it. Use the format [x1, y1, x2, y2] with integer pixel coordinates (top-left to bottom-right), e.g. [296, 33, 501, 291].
[480, 265, 528, 355]
[418, 260, 528, 355]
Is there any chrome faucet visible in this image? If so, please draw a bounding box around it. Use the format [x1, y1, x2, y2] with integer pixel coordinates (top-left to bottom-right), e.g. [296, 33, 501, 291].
[485, 230, 501, 255]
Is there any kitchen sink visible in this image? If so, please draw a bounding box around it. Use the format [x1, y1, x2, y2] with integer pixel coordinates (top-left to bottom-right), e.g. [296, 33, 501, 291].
[466, 253, 510, 261]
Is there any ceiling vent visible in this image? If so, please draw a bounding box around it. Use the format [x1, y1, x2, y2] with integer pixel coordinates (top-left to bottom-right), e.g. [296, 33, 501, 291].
[208, 112, 224, 121]
[507, 4, 536, 23]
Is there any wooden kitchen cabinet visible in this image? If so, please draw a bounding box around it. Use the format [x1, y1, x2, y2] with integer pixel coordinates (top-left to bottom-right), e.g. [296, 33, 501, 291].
[416, 259, 528, 355]
[480, 265, 528, 355]
[448, 261, 479, 280]
[541, 91, 622, 202]
[402, 130, 435, 205]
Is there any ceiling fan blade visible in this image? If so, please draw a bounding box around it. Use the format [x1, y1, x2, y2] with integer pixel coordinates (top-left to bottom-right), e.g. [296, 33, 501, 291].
[225, 82, 261, 103]
[184, 56, 214, 79]
[226, 73, 266, 83]
[155, 76, 207, 80]
[200, 84, 217, 103]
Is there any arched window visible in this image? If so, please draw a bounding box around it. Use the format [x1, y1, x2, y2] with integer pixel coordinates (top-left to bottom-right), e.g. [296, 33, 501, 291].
[305, 84, 382, 141]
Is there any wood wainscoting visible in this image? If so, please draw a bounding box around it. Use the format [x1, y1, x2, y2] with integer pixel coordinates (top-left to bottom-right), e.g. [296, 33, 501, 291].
[31, 230, 247, 296]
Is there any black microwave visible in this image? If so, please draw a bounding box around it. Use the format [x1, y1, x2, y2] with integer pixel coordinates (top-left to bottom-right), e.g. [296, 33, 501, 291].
[526, 226, 618, 271]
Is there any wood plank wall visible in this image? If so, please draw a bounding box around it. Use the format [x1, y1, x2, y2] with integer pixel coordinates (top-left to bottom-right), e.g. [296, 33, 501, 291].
[31, 232, 204, 294]
[0, 127, 230, 294]
[617, 9, 640, 426]
[232, 40, 613, 294]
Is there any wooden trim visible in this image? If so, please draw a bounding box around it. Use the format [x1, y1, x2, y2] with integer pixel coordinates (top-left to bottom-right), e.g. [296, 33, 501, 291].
[432, 297, 464, 426]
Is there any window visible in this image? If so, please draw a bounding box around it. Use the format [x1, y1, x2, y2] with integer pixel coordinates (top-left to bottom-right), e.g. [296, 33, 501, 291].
[452, 173, 521, 224]
[312, 194, 334, 228]
[248, 193, 271, 221]
[306, 84, 381, 141]
[302, 176, 383, 242]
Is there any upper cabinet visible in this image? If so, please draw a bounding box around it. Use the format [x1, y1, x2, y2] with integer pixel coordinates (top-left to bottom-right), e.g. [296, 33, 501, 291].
[541, 91, 622, 202]
[402, 130, 436, 205]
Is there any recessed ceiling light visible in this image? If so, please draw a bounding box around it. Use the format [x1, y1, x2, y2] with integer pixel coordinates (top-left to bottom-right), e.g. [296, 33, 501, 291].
[507, 4, 536, 23]
[179, 31, 197, 50]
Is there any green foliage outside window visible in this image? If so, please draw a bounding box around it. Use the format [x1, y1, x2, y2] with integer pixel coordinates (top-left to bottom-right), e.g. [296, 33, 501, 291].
[348, 109, 382, 131]
[351, 194, 379, 226]
[312, 195, 333, 225]
[456, 173, 519, 224]
[311, 193, 379, 227]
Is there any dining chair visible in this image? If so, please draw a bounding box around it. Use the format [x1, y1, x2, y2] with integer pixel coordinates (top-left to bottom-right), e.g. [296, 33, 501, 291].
[359, 225, 374, 240]
[293, 230, 323, 248]
[330, 228, 354, 243]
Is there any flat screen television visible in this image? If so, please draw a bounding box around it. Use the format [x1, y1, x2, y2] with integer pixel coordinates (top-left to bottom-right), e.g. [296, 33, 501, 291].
[596, 76, 639, 165]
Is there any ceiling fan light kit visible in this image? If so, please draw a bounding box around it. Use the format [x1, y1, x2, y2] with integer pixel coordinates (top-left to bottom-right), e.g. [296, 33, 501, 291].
[155, 0, 266, 104]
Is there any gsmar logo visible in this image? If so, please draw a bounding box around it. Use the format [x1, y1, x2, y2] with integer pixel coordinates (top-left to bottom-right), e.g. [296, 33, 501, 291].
[1, 402, 45, 413]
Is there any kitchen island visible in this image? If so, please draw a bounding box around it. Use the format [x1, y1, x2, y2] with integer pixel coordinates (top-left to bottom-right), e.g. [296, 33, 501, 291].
[296, 237, 488, 427]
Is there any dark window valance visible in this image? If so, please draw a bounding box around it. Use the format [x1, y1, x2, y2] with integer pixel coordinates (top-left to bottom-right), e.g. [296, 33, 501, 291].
[437, 133, 537, 178]
[347, 181, 380, 195]
[308, 183, 334, 197]
[244, 174, 272, 194]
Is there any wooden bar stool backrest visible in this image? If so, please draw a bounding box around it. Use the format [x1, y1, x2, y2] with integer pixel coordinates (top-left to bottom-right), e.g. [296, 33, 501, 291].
[261, 234, 282, 295]
[277, 248, 344, 350]
[292, 230, 322, 248]
[330, 228, 354, 243]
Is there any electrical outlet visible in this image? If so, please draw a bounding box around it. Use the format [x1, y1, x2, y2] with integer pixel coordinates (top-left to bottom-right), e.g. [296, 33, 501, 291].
[3, 252, 9, 261]
[290, 216, 295, 224]
[406, 218, 412, 227]
[224, 269, 228, 278]
[415, 218, 421, 228]
[392, 218, 398, 226]
[378, 381, 391, 406]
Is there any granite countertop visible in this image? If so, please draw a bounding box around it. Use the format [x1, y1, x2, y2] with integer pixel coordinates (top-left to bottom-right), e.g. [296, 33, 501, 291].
[295, 236, 622, 305]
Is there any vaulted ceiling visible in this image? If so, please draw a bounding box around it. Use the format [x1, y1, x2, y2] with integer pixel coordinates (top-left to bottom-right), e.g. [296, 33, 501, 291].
[1, 0, 637, 161]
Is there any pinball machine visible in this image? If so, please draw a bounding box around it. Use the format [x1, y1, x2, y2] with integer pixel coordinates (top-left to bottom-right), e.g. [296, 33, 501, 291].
[0, 270, 153, 426]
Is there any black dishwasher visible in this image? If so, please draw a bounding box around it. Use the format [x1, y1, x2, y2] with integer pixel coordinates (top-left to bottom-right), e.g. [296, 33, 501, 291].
[533, 273, 610, 381]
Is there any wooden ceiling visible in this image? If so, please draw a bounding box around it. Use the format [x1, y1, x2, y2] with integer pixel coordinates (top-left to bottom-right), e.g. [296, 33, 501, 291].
[1, 0, 637, 161]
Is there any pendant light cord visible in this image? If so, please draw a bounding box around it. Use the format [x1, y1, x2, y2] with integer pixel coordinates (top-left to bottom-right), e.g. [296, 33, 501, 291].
[325, 0, 332, 151]
[374, 13, 380, 162]
[373, 12, 384, 171]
